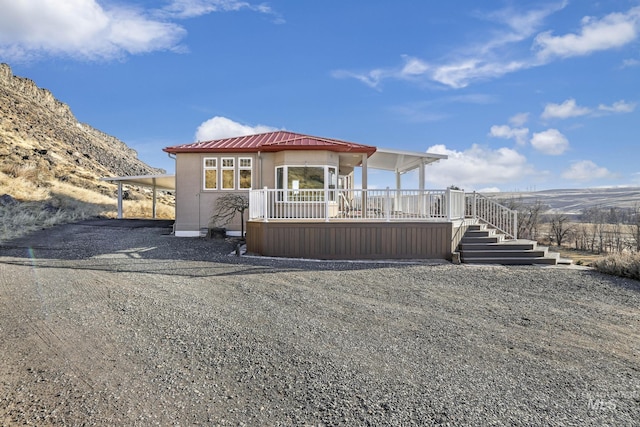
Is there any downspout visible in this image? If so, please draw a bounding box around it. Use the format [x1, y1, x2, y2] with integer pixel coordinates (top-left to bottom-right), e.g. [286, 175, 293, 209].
[167, 152, 177, 232]
[257, 151, 262, 189]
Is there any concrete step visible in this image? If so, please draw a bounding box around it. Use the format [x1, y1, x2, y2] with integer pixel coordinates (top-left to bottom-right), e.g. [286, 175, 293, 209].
[461, 249, 549, 258]
[460, 235, 504, 244]
[459, 242, 537, 251]
[461, 255, 559, 265]
[463, 230, 495, 238]
[466, 224, 484, 231]
[458, 227, 562, 265]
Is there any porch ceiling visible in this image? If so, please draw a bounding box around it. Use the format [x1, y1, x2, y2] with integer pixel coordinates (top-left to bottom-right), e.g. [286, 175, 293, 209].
[367, 148, 447, 174]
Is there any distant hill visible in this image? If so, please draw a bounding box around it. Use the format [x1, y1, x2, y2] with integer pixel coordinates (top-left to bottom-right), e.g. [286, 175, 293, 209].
[486, 187, 640, 215]
[0, 63, 164, 194]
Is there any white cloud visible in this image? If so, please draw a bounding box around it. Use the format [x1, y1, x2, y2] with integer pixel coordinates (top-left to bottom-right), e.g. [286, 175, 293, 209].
[561, 160, 614, 181]
[484, 1, 568, 43]
[530, 129, 569, 155]
[335, 4, 640, 90]
[541, 99, 591, 119]
[489, 125, 529, 146]
[161, 0, 283, 22]
[534, 7, 640, 60]
[400, 56, 430, 77]
[509, 112, 529, 127]
[195, 116, 279, 141]
[424, 144, 537, 189]
[0, 0, 185, 61]
[0, 0, 281, 61]
[598, 100, 636, 114]
[541, 98, 636, 119]
[332, 55, 432, 89]
[430, 59, 527, 89]
[333, 2, 564, 89]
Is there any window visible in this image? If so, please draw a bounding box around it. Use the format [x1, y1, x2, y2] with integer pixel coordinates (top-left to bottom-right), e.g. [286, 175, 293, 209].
[275, 165, 338, 201]
[239, 157, 252, 189]
[222, 158, 235, 189]
[203, 158, 217, 189]
[287, 166, 324, 189]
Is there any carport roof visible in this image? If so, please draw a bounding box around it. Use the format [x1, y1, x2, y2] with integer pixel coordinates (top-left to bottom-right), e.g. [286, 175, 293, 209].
[101, 174, 175, 190]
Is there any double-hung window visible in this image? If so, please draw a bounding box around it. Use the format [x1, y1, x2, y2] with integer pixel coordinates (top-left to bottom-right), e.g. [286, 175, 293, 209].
[221, 158, 235, 190]
[239, 158, 252, 189]
[203, 158, 217, 189]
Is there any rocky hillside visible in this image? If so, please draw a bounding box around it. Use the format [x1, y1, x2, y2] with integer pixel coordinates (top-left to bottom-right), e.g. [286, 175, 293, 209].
[0, 63, 164, 194]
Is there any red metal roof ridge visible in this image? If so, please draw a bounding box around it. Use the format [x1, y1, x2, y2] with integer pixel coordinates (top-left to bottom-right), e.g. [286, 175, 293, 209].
[163, 130, 377, 155]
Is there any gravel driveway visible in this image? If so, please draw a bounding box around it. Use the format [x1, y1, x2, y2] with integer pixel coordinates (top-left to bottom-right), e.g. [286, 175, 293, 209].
[1, 219, 638, 426]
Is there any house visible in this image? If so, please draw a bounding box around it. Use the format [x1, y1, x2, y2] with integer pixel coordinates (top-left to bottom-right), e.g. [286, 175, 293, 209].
[161, 130, 514, 261]
[103, 131, 560, 263]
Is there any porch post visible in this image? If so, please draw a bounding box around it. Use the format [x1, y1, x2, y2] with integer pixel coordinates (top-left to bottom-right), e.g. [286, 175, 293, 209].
[395, 170, 401, 216]
[385, 187, 391, 222]
[361, 154, 368, 189]
[117, 182, 123, 219]
[324, 189, 329, 222]
[263, 187, 269, 222]
[361, 154, 368, 217]
[472, 191, 477, 219]
[419, 160, 425, 215]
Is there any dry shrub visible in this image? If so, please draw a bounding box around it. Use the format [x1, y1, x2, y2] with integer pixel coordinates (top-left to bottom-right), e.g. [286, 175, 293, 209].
[1, 163, 40, 181]
[122, 200, 174, 219]
[591, 253, 640, 281]
[0, 173, 49, 201]
[0, 168, 174, 242]
[0, 200, 92, 241]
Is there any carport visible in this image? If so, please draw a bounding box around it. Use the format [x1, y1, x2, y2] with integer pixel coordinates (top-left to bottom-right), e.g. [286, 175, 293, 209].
[101, 174, 175, 219]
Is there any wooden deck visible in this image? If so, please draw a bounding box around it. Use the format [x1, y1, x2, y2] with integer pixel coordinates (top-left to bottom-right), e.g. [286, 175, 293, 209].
[246, 220, 471, 260]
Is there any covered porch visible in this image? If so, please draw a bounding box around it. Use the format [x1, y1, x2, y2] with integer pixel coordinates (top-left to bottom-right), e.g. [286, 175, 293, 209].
[245, 147, 517, 260]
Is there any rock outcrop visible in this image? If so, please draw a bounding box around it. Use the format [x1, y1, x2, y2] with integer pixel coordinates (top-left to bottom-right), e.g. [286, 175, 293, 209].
[0, 63, 164, 193]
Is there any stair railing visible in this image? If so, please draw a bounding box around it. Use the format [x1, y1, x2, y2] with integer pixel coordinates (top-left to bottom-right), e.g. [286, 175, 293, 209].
[466, 192, 518, 239]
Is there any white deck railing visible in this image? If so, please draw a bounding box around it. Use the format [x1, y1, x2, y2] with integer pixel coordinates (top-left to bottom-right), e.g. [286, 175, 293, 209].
[249, 188, 517, 239]
[249, 188, 466, 222]
[465, 192, 518, 239]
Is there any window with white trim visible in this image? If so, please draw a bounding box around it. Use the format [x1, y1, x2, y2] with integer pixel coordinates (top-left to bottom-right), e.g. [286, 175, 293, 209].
[239, 157, 252, 189]
[275, 165, 338, 201]
[221, 158, 235, 189]
[203, 158, 217, 190]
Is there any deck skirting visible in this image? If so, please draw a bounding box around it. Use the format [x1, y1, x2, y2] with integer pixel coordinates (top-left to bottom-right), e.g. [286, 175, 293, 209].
[246, 220, 469, 260]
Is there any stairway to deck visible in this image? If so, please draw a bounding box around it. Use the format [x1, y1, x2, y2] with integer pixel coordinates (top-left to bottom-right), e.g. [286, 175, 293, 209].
[458, 224, 568, 265]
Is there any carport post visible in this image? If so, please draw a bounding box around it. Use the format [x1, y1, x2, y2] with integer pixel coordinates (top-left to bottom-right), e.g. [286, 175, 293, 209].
[152, 178, 157, 219]
[117, 182, 123, 219]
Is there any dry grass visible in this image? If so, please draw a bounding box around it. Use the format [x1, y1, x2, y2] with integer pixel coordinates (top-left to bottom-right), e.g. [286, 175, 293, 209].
[554, 247, 605, 266]
[591, 253, 640, 281]
[0, 171, 174, 243]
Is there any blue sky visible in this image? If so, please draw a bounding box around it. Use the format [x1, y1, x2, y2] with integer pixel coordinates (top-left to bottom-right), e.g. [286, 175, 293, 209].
[1, 0, 639, 192]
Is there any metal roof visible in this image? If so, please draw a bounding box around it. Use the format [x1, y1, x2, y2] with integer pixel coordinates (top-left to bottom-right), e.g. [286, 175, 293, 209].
[163, 131, 377, 156]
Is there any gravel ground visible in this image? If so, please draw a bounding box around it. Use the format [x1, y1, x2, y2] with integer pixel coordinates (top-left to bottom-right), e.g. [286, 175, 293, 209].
[0, 219, 638, 426]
